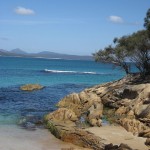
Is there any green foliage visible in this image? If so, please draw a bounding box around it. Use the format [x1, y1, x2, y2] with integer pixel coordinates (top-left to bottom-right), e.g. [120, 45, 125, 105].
[93, 8, 150, 76]
[93, 40, 130, 74]
[125, 30, 150, 76]
[144, 8, 150, 32]
[46, 121, 61, 139]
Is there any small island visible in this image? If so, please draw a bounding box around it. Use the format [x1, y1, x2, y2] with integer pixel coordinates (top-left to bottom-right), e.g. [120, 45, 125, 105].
[20, 84, 44, 91]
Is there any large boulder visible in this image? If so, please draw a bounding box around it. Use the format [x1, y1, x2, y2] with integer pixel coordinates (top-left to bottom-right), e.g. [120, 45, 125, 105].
[94, 81, 150, 133]
[105, 143, 134, 150]
[57, 91, 101, 115]
[145, 138, 150, 146]
[138, 104, 150, 119]
[139, 129, 150, 138]
[57, 91, 103, 126]
[44, 108, 78, 126]
[57, 93, 82, 116]
[44, 74, 150, 149]
[119, 118, 148, 135]
[20, 84, 44, 91]
[44, 118, 134, 150]
[87, 101, 103, 127]
[44, 119, 106, 150]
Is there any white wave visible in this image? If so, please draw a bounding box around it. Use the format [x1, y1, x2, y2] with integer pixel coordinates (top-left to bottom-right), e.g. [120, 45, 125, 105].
[83, 71, 97, 74]
[44, 69, 97, 74]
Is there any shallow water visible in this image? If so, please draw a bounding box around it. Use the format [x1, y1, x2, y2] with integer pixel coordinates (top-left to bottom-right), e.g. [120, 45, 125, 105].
[0, 84, 88, 125]
[0, 57, 125, 125]
[0, 125, 81, 150]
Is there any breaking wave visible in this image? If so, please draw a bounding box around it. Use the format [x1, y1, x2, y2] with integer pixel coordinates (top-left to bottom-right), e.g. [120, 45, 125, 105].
[44, 69, 97, 75]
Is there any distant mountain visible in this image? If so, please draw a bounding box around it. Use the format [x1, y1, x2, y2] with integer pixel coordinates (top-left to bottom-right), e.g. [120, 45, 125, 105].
[0, 49, 26, 57]
[10, 48, 27, 55]
[0, 49, 92, 60]
[33, 51, 92, 60]
[0, 49, 8, 53]
[0, 49, 15, 56]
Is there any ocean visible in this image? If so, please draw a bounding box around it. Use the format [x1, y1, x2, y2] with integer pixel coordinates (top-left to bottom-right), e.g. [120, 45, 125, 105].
[0, 56, 125, 125]
[0, 56, 127, 149]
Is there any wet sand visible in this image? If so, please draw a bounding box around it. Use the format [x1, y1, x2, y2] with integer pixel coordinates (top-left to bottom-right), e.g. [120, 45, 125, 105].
[0, 125, 82, 150]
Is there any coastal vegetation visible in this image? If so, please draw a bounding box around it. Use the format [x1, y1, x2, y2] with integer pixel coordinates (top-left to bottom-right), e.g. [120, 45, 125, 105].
[93, 9, 150, 76]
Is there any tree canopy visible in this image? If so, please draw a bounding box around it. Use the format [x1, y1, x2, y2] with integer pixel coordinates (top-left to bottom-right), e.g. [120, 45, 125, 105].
[144, 8, 150, 33]
[93, 9, 150, 76]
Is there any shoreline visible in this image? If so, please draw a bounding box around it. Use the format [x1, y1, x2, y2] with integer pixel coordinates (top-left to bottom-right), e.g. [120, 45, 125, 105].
[0, 125, 85, 150]
[44, 74, 150, 150]
[0, 55, 93, 61]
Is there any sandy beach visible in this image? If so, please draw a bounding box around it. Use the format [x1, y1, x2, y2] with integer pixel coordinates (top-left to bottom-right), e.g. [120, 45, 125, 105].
[0, 125, 83, 150]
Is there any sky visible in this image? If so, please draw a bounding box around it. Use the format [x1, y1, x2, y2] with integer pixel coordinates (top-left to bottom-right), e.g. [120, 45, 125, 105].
[0, 0, 149, 55]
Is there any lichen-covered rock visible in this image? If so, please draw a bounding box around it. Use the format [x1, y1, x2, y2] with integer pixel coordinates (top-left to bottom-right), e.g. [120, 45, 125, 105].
[105, 143, 134, 150]
[57, 91, 101, 117]
[44, 74, 150, 149]
[145, 138, 150, 146]
[44, 108, 78, 126]
[115, 106, 128, 116]
[57, 93, 82, 116]
[126, 110, 135, 119]
[139, 118, 150, 127]
[139, 129, 150, 138]
[95, 80, 150, 137]
[87, 102, 103, 127]
[138, 84, 150, 100]
[119, 118, 148, 135]
[20, 84, 44, 91]
[57, 90, 103, 127]
[44, 120, 105, 150]
[138, 104, 150, 119]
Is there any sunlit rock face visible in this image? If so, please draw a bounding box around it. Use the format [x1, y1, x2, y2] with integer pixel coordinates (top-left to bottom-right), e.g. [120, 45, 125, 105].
[44, 74, 150, 149]
[20, 84, 44, 91]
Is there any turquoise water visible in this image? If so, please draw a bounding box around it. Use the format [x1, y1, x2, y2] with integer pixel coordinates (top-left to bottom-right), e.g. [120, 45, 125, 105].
[0, 56, 125, 125]
[0, 57, 125, 87]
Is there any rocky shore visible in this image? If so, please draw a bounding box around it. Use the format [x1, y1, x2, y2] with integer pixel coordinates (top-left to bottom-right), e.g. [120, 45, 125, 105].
[20, 84, 44, 91]
[44, 74, 150, 150]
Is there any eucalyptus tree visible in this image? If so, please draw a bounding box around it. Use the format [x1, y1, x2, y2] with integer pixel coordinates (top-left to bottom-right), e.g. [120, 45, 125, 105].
[125, 30, 150, 76]
[144, 8, 150, 33]
[93, 41, 130, 74]
[93, 30, 150, 76]
[93, 8, 150, 76]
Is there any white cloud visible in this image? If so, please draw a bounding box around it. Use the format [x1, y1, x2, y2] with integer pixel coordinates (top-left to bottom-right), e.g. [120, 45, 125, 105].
[15, 6, 35, 15]
[109, 15, 124, 23]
